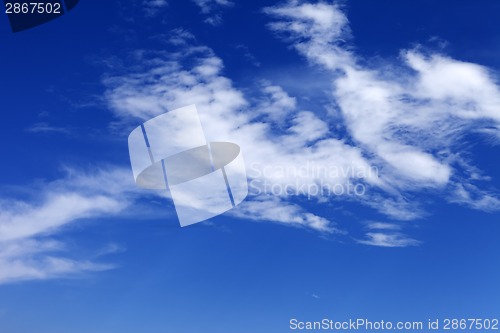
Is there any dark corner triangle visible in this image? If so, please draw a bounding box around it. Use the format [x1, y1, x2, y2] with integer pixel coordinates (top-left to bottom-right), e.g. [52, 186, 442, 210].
[6, 0, 80, 33]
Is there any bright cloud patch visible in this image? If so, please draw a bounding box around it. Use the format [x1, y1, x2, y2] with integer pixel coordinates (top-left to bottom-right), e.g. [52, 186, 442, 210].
[0, 167, 135, 284]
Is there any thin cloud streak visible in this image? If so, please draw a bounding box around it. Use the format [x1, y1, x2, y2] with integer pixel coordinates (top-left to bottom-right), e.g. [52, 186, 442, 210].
[0, 167, 135, 284]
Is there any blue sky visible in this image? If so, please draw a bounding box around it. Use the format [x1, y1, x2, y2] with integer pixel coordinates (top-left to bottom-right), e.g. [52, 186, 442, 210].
[1, 1, 500, 332]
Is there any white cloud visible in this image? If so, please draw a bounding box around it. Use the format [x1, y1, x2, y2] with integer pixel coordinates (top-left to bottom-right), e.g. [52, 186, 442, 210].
[357, 232, 421, 248]
[263, 1, 353, 70]
[358, 221, 420, 248]
[231, 195, 342, 234]
[192, 0, 234, 25]
[366, 222, 402, 231]
[0, 167, 135, 284]
[0, 194, 122, 242]
[235, 44, 261, 67]
[0, 239, 116, 284]
[264, 0, 500, 213]
[142, 0, 168, 16]
[93, 242, 127, 258]
[103, 44, 384, 231]
[26, 122, 70, 135]
[449, 183, 500, 212]
[168, 28, 196, 46]
[193, 0, 233, 14]
[254, 82, 297, 124]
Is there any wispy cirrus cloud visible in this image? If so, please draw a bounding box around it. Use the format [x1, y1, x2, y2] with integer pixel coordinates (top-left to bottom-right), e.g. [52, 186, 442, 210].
[143, 0, 168, 16]
[232, 195, 343, 234]
[0, 167, 136, 284]
[356, 221, 420, 248]
[264, 0, 500, 213]
[191, 0, 234, 25]
[26, 122, 71, 135]
[357, 232, 421, 248]
[192, 0, 233, 13]
[0, 239, 116, 284]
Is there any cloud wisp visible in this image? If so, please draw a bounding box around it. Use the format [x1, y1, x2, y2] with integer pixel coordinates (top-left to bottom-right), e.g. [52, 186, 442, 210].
[0, 167, 137, 284]
[143, 0, 168, 16]
[191, 0, 234, 25]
